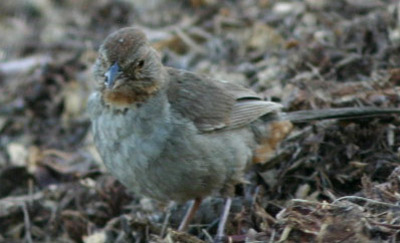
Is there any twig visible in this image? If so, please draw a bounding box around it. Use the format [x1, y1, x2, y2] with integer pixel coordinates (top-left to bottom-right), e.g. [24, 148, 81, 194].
[278, 226, 292, 242]
[174, 28, 207, 54]
[188, 27, 213, 40]
[269, 229, 276, 243]
[332, 196, 400, 209]
[0, 191, 43, 241]
[251, 186, 260, 208]
[0, 55, 51, 76]
[201, 229, 214, 242]
[291, 199, 323, 204]
[22, 203, 33, 243]
[0, 192, 43, 217]
[368, 220, 400, 230]
[216, 197, 232, 239]
[160, 202, 174, 237]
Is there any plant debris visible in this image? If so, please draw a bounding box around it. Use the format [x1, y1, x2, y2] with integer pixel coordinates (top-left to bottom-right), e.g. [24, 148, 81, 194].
[1, 0, 400, 242]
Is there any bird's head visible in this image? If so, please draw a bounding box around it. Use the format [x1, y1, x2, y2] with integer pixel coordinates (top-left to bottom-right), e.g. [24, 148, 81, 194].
[94, 27, 165, 107]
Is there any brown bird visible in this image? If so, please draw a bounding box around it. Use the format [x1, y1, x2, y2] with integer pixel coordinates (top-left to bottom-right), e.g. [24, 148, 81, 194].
[88, 27, 292, 236]
[88, 27, 400, 237]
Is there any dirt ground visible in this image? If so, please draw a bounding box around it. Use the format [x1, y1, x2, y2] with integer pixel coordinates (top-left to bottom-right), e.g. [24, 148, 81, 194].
[1, 0, 400, 242]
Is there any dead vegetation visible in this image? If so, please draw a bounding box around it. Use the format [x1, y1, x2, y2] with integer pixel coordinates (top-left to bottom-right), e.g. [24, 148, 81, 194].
[1, 0, 400, 242]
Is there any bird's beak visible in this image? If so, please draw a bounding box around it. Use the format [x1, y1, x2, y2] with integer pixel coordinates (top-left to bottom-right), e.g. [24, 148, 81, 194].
[105, 62, 120, 88]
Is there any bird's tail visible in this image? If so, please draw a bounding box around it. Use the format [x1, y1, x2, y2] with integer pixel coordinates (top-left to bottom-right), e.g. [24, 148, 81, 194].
[280, 107, 400, 123]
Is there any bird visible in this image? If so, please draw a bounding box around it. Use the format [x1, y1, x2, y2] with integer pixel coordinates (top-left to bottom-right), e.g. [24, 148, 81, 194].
[88, 27, 293, 236]
[87, 27, 400, 237]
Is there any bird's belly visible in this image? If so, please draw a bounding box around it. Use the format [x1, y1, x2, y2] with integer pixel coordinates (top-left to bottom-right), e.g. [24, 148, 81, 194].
[147, 128, 255, 202]
[91, 110, 174, 201]
[92, 111, 255, 202]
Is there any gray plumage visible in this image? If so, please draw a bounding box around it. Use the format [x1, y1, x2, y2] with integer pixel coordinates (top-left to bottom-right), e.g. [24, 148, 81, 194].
[88, 64, 281, 202]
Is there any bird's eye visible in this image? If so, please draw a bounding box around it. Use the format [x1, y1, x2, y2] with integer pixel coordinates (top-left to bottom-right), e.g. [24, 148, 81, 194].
[137, 60, 145, 69]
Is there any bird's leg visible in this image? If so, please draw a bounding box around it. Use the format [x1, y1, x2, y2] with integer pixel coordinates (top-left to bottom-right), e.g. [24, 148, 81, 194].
[178, 197, 202, 231]
[216, 197, 232, 240]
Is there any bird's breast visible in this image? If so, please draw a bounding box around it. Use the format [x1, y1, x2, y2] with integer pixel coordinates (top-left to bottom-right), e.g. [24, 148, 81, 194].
[88, 91, 173, 178]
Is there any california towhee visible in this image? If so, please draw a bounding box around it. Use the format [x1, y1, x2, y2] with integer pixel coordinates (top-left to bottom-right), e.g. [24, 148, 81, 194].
[87, 27, 400, 235]
[88, 27, 292, 234]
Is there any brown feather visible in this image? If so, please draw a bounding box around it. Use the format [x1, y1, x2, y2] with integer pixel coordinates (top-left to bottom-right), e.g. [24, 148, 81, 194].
[102, 27, 147, 65]
[252, 121, 293, 163]
[166, 68, 281, 132]
[229, 100, 282, 128]
[103, 83, 159, 108]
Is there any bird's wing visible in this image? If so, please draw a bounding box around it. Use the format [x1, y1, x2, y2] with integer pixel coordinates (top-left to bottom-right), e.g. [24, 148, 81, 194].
[166, 68, 282, 132]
